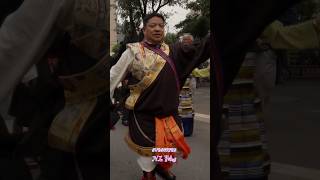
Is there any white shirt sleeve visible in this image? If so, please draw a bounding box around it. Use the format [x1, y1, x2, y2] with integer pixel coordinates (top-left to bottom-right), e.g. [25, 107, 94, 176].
[110, 49, 134, 99]
[21, 65, 38, 83]
[0, 0, 73, 102]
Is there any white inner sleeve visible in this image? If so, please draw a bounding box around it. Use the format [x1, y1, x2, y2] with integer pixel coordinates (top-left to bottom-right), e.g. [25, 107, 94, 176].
[110, 49, 134, 99]
[22, 65, 39, 83]
[0, 0, 70, 101]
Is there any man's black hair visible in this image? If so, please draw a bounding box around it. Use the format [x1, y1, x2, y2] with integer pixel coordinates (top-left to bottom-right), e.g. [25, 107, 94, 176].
[143, 13, 165, 27]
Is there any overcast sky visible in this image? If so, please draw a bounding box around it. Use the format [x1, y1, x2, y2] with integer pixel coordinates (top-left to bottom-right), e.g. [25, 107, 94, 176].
[161, 5, 190, 33]
[116, 4, 190, 34]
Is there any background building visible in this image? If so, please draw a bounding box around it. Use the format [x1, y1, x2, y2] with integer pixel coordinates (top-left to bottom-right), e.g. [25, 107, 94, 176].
[110, 0, 117, 55]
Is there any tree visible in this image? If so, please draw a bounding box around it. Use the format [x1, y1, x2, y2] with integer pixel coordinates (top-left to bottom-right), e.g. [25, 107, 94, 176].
[175, 0, 210, 39]
[296, 0, 320, 21]
[116, 0, 187, 40]
[164, 32, 178, 44]
[176, 15, 209, 38]
[185, 0, 210, 17]
[116, 0, 142, 40]
[279, 0, 320, 25]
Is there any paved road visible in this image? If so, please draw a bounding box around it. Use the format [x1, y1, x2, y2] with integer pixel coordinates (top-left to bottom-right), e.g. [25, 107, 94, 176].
[2, 80, 320, 180]
[192, 80, 320, 180]
[265, 79, 320, 180]
[110, 86, 211, 180]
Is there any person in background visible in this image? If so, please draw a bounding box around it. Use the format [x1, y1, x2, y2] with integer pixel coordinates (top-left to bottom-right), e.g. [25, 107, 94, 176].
[178, 33, 196, 137]
[113, 79, 130, 126]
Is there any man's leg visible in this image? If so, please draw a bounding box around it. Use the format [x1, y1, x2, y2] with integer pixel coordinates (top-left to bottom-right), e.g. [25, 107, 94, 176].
[137, 156, 156, 180]
[121, 107, 129, 126]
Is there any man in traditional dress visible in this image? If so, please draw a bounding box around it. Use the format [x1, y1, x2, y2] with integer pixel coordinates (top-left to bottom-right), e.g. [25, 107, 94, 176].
[110, 13, 211, 180]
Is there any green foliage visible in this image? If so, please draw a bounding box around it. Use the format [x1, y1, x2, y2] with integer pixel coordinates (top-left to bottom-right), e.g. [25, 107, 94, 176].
[175, 0, 210, 39]
[296, 0, 320, 21]
[176, 16, 209, 38]
[111, 43, 121, 56]
[164, 33, 178, 44]
[185, 0, 210, 17]
[116, 0, 185, 39]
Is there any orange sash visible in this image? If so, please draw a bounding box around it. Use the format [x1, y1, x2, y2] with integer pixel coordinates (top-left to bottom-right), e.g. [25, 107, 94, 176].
[155, 116, 191, 170]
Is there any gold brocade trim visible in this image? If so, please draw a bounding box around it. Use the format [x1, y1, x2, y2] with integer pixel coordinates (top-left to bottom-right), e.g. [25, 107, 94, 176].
[60, 55, 108, 104]
[124, 134, 154, 157]
[124, 43, 169, 109]
[67, 0, 109, 59]
[48, 98, 97, 152]
[48, 133, 73, 152]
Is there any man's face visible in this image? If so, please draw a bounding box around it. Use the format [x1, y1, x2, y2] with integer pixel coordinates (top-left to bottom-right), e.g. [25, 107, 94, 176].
[182, 36, 193, 45]
[256, 38, 269, 50]
[143, 16, 165, 44]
